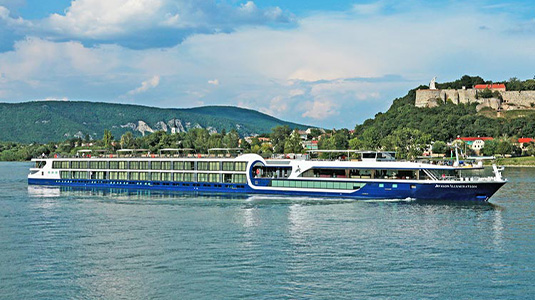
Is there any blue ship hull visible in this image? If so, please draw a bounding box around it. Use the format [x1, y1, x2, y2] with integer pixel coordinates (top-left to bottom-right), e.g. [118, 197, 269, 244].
[28, 178, 505, 201]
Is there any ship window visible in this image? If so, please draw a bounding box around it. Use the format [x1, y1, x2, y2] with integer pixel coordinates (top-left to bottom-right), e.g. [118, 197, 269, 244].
[173, 161, 184, 170]
[197, 173, 208, 182]
[362, 153, 377, 159]
[184, 173, 193, 182]
[72, 171, 88, 179]
[135, 172, 148, 180]
[235, 162, 247, 171]
[118, 161, 128, 169]
[222, 162, 234, 171]
[209, 162, 220, 171]
[52, 161, 67, 169]
[139, 161, 149, 170]
[90, 161, 107, 169]
[197, 162, 209, 171]
[162, 172, 172, 181]
[376, 169, 415, 180]
[34, 161, 44, 168]
[379, 183, 384, 188]
[151, 172, 161, 181]
[108, 161, 119, 169]
[91, 171, 106, 180]
[60, 171, 70, 179]
[151, 161, 162, 170]
[162, 161, 171, 170]
[208, 173, 220, 182]
[231, 174, 246, 183]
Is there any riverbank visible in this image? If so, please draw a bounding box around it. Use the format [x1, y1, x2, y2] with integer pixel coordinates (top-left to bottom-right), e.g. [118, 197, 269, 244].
[492, 156, 535, 167]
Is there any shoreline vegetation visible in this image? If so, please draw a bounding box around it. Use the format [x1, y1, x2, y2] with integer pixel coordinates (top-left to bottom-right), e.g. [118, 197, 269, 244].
[495, 156, 535, 167]
[2, 75, 535, 162]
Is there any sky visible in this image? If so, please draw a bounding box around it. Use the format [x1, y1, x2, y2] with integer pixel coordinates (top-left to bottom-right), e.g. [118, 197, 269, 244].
[1, 0, 535, 129]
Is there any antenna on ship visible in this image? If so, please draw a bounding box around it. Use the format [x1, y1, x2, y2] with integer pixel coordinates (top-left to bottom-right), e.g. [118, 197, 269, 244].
[453, 145, 460, 167]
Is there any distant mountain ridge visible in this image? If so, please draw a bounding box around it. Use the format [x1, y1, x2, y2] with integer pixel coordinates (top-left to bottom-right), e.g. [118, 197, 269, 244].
[0, 101, 309, 143]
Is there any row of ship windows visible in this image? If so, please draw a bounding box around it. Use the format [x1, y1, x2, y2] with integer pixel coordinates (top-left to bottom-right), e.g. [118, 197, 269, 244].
[52, 161, 247, 171]
[54, 179, 247, 189]
[270, 180, 365, 190]
[61, 171, 247, 184]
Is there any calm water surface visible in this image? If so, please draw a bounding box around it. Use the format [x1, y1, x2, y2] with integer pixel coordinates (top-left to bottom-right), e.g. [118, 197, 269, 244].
[1, 162, 534, 299]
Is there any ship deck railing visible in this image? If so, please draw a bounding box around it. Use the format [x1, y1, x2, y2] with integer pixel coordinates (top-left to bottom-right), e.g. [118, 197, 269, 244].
[35, 153, 239, 159]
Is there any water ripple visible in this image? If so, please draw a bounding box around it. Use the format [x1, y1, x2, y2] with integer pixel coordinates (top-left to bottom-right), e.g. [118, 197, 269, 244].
[0, 163, 534, 299]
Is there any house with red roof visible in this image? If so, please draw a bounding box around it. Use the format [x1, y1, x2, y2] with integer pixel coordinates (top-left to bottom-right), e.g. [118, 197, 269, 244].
[517, 138, 534, 152]
[473, 84, 506, 91]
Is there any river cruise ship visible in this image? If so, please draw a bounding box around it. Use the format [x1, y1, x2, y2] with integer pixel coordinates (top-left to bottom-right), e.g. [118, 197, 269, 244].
[28, 150, 506, 201]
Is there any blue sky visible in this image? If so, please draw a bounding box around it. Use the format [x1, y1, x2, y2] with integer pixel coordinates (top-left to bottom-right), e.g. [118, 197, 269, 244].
[1, 0, 535, 129]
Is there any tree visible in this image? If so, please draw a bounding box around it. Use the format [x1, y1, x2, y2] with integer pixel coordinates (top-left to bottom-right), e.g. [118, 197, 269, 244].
[270, 125, 291, 154]
[506, 77, 523, 91]
[496, 140, 513, 156]
[103, 129, 114, 149]
[432, 141, 447, 154]
[120, 132, 134, 149]
[525, 142, 535, 156]
[482, 140, 497, 156]
[307, 128, 323, 139]
[284, 130, 303, 153]
[222, 129, 240, 148]
[381, 128, 431, 159]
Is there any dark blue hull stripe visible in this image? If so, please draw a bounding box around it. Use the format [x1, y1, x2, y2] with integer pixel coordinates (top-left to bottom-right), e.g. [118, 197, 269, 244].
[28, 179, 505, 201]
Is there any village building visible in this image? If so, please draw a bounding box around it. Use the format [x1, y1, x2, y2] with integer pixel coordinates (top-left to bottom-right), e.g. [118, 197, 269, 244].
[301, 140, 318, 150]
[517, 138, 534, 151]
[473, 83, 506, 91]
[457, 137, 494, 154]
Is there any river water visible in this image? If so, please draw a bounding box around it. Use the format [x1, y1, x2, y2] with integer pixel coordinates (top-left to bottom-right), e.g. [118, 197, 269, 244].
[1, 162, 534, 299]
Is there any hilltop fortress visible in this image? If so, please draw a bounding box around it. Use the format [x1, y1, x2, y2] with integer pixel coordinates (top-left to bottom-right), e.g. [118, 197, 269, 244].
[415, 78, 535, 111]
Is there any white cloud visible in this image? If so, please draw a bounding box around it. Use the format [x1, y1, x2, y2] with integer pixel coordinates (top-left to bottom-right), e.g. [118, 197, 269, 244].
[1, 1, 535, 128]
[289, 89, 305, 97]
[41, 97, 69, 101]
[352, 2, 384, 15]
[0, 38, 117, 83]
[46, 0, 165, 38]
[127, 75, 160, 95]
[0, 5, 8, 19]
[302, 99, 339, 120]
[0, 0, 293, 49]
[261, 96, 288, 115]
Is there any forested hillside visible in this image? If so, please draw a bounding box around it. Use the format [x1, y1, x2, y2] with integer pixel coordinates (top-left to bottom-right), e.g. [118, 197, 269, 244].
[354, 83, 535, 145]
[0, 101, 308, 143]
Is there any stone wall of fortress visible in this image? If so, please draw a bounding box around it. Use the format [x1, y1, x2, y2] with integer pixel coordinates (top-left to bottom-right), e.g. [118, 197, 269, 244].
[501, 91, 535, 108]
[415, 89, 535, 110]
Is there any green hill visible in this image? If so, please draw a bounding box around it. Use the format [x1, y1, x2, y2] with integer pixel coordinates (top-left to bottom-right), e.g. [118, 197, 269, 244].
[354, 77, 535, 145]
[0, 101, 309, 143]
